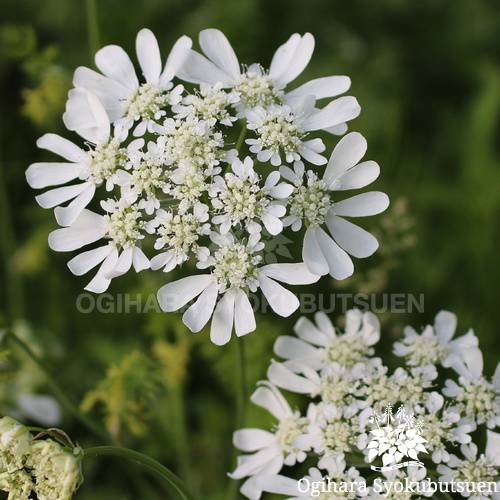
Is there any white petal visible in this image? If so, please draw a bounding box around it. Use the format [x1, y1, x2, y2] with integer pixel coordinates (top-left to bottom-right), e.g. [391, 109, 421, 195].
[26, 162, 84, 189]
[302, 96, 361, 131]
[234, 289, 256, 337]
[157, 274, 212, 312]
[136, 29, 161, 84]
[261, 213, 283, 235]
[16, 394, 61, 427]
[68, 245, 113, 275]
[250, 383, 292, 420]
[269, 33, 301, 81]
[160, 36, 193, 85]
[85, 88, 111, 139]
[73, 66, 129, 100]
[233, 428, 275, 452]
[294, 316, 330, 346]
[262, 262, 320, 285]
[85, 248, 119, 293]
[182, 282, 218, 332]
[95, 45, 138, 90]
[258, 275, 299, 317]
[434, 310, 457, 343]
[302, 226, 329, 276]
[267, 361, 316, 394]
[210, 289, 236, 345]
[48, 210, 104, 251]
[199, 29, 240, 79]
[332, 191, 389, 217]
[132, 247, 150, 272]
[37, 134, 85, 162]
[271, 33, 314, 85]
[107, 247, 133, 278]
[323, 131, 367, 183]
[274, 335, 318, 361]
[175, 50, 233, 86]
[286, 75, 351, 102]
[35, 183, 89, 209]
[252, 474, 302, 496]
[334, 160, 380, 190]
[315, 226, 354, 280]
[326, 214, 379, 258]
[54, 184, 96, 226]
[486, 431, 500, 466]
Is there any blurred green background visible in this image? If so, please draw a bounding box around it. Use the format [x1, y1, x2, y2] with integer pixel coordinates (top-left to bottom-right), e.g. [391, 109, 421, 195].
[0, 0, 500, 498]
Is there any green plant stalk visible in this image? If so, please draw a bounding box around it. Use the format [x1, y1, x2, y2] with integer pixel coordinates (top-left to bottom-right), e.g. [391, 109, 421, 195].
[85, 0, 100, 65]
[7, 330, 110, 443]
[84, 446, 197, 500]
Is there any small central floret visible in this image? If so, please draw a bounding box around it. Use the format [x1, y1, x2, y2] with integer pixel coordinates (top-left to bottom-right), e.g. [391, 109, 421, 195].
[86, 138, 125, 184]
[104, 200, 145, 249]
[212, 243, 261, 291]
[253, 109, 303, 154]
[455, 377, 500, 425]
[233, 69, 283, 108]
[274, 413, 309, 455]
[125, 83, 170, 121]
[289, 173, 332, 227]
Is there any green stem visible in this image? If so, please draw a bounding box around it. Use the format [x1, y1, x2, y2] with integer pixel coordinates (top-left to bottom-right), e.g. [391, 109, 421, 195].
[235, 336, 247, 430]
[235, 126, 247, 152]
[85, 0, 100, 64]
[7, 330, 110, 443]
[84, 446, 197, 500]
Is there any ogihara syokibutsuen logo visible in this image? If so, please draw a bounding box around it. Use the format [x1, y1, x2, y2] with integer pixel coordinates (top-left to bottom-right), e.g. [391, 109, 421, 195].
[367, 403, 428, 471]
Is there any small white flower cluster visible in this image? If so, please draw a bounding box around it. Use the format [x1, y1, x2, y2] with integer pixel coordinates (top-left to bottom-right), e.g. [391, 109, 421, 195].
[0, 417, 83, 500]
[27, 28, 389, 345]
[232, 310, 500, 500]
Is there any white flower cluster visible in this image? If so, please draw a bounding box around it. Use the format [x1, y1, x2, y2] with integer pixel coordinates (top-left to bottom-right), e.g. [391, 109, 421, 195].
[0, 417, 83, 500]
[26, 28, 389, 345]
[232, 310, 500, 500]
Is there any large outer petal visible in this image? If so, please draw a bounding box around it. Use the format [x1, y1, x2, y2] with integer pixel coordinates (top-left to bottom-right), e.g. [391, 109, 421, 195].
[199, 29, 240, 79]
[323, 132, 367, 183]
[26, 162, 84, 189]
[233, 428, 275, 453]
[95, 45, 138, 90]
[68, 244, 113, 276]
[332, 191, 389, 217]
[315, 226, 354, 279]
[250, 383, 292, 421]
[301, 96, 361, 132]
[286, 75, 351, 102]
[271, 33, 314, 85]
[210, 288, 236, 345]
[157, 274, 212, 312]
[326, 214, 379, 258]
[234, 289, 256, 336]
[175, 50, 234, 86]
[136, 29, 162, 84]
[160, 36, 193, 85]
[258, 275, 299, 317]
[37, 134, 85, 163]
[262, 262, 321, 284]
[73, 66, 130, 101]
[302, 226, 329, 276]
[54, 184, 96, 226]
[48, 210, 105, 251]
[182, 281, 218, 332]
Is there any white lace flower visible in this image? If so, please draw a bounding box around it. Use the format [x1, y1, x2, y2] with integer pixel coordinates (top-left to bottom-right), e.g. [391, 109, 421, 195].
[230, 383, 309, 499]
[26, 89, 142, 227]
[148, 202, 210, 273]
[177, 29, 354, 119]
[282, 132, 389, 279]
[394, 310, 479, 371]
[48, 201, 150, 293]
[157, 232, 319, 345]
[443, 350, 500, 428]
[437, 434, 500, 499]
[72, 29, 191, 135]
[210, 156, 292, 235]
[245, 96, 360, 168]
[173, 82, 239, 126]
[274, 309, 380, 372]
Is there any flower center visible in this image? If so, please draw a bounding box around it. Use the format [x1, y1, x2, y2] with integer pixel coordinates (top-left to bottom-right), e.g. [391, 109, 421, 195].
[180, 87, 237, 124]
[402, 336, 447, 366]
[453, 455, 498, 483]
[160, 119, 225, 171]
[233, 69, 283, 108]
[456, 377, 500, 425]
[125, 83, 170, 121]
[86, 138, 125, 184]
[128, 157, 168, 199]
[320, 335, 371, 367]
[214, 173, 269, 225]
[273, 413, 309, 455]
[212, 243, 261, 291]
[250, 107, 303, 154]
[155, 211, 206, 257]
[104, 201, 145, 249]
[290, 173, 332, 227]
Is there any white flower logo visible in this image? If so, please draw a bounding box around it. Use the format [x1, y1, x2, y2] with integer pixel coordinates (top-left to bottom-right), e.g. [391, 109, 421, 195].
[367, 403, 428, 471]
